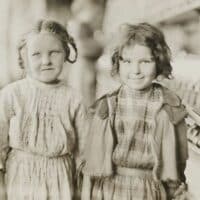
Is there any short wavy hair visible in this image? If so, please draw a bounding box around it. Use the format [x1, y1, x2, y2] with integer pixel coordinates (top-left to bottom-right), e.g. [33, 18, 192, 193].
[111, 22, 172, 78]
[18, 19, 78, 69]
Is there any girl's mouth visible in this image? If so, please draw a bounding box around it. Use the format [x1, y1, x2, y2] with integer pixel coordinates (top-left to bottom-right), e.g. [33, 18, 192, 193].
[41, 68, 54, 71]
[128, 75, 144, 80]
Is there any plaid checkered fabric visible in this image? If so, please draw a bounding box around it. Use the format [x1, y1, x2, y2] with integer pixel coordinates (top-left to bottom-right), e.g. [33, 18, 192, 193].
[112, 85, 163, 169]
[90, 85, 166, 200]
[91, 174, 166, 200]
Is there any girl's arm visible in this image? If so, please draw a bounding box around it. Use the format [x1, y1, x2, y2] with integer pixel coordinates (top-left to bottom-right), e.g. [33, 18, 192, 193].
[73, 101, 88, 168]
[160, 106, 188, 199]
[71, 96, 89, 198]
[174, 119, 188, 183]
[0, 171, 6, 200]
[172, 119, 189, 200]
[81, 175, 92, 200]
[0, 87, 13, 171]
[164, 119, 188, 200]
[0, 87, 13, 199]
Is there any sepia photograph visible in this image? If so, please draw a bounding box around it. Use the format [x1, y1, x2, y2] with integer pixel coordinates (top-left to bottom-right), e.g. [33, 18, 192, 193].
[0, 0, 200, 199]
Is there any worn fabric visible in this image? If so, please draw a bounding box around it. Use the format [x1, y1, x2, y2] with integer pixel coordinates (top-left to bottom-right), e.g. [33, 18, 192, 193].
[0, 77, 87, 200]
[112, 85, 163, 170]
[83, 94, 116, 177]
[82, 84, 188, 200]
[91, 172, 166, 200]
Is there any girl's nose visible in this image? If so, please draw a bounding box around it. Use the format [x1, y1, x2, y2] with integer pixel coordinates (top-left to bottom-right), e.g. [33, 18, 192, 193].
[131, 62, 140, 74]
[42, 54, 51, 65]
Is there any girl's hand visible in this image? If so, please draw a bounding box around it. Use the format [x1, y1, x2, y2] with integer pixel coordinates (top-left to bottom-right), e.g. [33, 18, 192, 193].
[173, 183, 187, 196]
[172, 183, 193, 200]
[0, 171, 6, 200]
[172, 192, 192, 200]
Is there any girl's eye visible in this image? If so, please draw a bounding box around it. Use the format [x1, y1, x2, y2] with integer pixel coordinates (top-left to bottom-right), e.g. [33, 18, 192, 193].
[50, 50, 61, 55]
[32, 52, 40, 57]
[140, 59, 153, 64]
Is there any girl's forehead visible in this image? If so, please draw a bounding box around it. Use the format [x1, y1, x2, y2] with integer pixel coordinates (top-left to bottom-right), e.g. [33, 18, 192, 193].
[122, 44, 153, 58]
[27, 32, 61, 42]
[26, 32, 63, 49]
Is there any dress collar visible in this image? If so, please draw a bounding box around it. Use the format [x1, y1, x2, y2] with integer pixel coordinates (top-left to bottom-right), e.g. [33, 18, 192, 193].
[26, 76, 64, 90]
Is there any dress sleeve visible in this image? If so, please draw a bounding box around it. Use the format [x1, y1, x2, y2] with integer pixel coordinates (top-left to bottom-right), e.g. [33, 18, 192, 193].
[0, 87, 14, 171]
[162, 97, 188, 182]
[71, 94, 89, 168]
[174, 119, 188, 182]
[160, 108, 188, 199]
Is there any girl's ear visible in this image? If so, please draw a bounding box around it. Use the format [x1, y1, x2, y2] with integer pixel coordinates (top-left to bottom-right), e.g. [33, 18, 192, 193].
[21, 46, 29, 70]
[18, 37, 28, 70]
[156, 74, 165, 82]
[111, 50, 120, 76]
[65, 36, 78, 63]
[18, 45, 28, 78]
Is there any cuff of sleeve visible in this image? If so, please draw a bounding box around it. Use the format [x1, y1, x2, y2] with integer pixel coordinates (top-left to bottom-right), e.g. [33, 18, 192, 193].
[163, 180, 187, 199]
[163, 180, 180, 199]
[0, 159, 5, 172]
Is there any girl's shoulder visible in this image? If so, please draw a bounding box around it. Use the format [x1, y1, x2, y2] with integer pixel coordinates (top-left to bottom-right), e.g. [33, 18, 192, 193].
[90, 84, 187, 123]
[158, 84, 181, 107]
[155, 83, 187, 124]
[0, 79, 26, 94]
[89, 88, 120, 119]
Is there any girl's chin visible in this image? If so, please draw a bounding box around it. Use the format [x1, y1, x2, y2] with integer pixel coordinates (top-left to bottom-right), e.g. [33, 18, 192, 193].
[125, 82, 152, 90]
[127, 86, 145, 90]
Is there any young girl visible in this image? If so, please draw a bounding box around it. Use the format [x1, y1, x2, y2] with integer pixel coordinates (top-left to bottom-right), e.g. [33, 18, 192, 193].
[82, 23, 188, 200]
[0, 19, 87, 200]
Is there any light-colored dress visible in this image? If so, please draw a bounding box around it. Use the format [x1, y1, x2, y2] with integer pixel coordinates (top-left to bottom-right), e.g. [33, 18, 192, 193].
[0, 77, 87, 200]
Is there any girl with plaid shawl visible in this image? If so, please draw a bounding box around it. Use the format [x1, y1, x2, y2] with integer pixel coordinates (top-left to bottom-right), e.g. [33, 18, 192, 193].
[82, 23, 188, 200]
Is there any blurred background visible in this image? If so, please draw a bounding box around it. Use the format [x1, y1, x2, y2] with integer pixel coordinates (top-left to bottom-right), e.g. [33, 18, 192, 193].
[1, 0, 200, 198]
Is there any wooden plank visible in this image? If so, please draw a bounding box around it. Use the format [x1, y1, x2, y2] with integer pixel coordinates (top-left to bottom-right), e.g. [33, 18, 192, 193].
[188, 141, 200, 154]
[144, 0, 200, 23]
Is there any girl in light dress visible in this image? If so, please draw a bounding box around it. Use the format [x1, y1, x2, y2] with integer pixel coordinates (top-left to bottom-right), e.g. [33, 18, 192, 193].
[82, 23, 189, 200]
[0, 19, 87, 200]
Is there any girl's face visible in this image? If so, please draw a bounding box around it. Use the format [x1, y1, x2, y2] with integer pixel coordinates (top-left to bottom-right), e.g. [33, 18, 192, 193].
[119, 44, 156, 90]
[26, 33, 66, 83]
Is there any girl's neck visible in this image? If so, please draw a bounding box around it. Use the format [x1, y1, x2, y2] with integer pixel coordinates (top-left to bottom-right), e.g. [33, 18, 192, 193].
[122, 84, 153, 96]
[26, 76, 63, 89]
